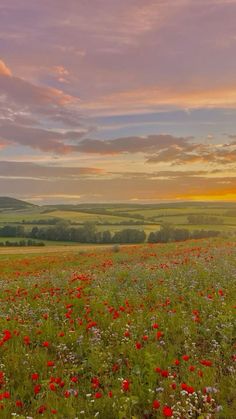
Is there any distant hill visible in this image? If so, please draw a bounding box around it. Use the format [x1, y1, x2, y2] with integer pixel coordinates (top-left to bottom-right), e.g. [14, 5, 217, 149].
[0, 197, 36, 210]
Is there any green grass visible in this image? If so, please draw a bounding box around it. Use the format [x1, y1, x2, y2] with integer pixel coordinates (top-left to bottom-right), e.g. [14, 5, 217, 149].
[49, 210, 137, 223]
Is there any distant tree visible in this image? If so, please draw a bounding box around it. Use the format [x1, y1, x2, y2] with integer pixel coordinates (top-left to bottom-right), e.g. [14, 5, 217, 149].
[148, 226, 220, 243]
[112, 229, 146, 243]
[0, 225, 17, 237]
[155, 223, 175, 243]
[82, 222, 97, 243]
[148, 232, 157, 243]
[173, 228, 190, 241]
[102, 230, 112, 243]
[31, 226, 39, 238]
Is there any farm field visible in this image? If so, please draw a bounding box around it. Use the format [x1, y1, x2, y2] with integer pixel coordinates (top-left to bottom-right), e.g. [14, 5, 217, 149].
[0, 199, 236, 245]
[0, 238, 235, 418]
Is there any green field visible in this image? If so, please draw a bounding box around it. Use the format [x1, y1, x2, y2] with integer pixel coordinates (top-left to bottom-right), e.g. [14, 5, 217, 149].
[0, 198, 235, 245]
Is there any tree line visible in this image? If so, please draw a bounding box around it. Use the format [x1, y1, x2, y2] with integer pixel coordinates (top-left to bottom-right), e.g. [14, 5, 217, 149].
[0, 223, 146, 244]
[0, 239, 45, 247]
[30, 223, 146, 243]
[0, 222, 221, 244]
[148, 223, 220, 243]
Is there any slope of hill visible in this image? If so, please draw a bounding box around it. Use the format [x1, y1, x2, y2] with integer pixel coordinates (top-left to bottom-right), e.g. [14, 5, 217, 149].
[0, 197, 36, 210]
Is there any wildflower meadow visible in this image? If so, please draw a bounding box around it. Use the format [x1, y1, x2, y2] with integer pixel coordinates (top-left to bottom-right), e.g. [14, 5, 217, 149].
[0, 239, 235, 418]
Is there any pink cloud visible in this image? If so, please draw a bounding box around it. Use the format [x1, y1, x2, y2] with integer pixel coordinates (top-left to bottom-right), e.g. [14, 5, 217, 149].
[0, 58, 88, 153]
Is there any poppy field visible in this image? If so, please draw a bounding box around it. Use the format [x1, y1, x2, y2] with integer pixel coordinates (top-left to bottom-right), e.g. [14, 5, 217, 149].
[0, 239, 235, 418]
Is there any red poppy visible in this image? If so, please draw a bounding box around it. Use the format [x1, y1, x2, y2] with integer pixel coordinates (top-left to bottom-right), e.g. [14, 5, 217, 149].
[152, 399, 160, 409]
[23, 335, 30, 345]
[112, 363, 120, 372]
[161, 370, 169, 378]
[47, 361, 55, 367]
[91, 377, 100, 388]
[200, 359, 212, 367]
[163, 405, 173, 417]
[37, 405, 47, 414]
[70, 376, 78, 383]
[34, 384, 41, 395]
[122, 379, 130, 392]
[136, 341, 142, 349]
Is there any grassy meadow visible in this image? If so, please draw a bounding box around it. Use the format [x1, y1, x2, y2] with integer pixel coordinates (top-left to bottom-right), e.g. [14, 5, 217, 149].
[0, 238, 235, 417]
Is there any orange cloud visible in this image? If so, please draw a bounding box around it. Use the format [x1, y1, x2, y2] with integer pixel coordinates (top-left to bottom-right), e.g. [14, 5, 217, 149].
[0, 59, 12, 76]
[0, 140, 9, 150]
[0, 60, 75, 107]
[83, 85, 236, 116]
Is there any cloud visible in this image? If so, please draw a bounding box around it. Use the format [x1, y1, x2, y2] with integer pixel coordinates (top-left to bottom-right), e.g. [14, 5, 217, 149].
[0, 122, 85, 153]
[0, 59, 12, 76]
[145, 139, 236, 165]
[83, 85, 236, 117]
[52, 65, 70, 83]
[0, 58, 90, 153]
[0, 139, 9, 150]
[74, 135, 236, 169]
[0, 65, 74, 108]
[2, 0, 236, 116]
[1, 162, 228, 184]
[0, 161, 104, 179]
[75, 134, 189, 155]
[114, 169, 216, 180]
[1, 2, 236, 202]
[0, 172, 235, 203]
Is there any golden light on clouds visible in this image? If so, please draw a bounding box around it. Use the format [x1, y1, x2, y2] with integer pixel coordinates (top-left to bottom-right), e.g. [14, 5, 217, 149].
[0, 0, 236, 202]
[0, 59, 12, 76]
[83, 86, 236, 116]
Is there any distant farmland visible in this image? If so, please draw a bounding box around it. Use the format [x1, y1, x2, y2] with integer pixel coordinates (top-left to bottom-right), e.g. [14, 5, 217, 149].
[0, 197, 235, 245]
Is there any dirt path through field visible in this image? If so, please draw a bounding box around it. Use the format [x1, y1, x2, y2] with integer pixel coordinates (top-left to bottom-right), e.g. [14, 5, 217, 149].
[0, 244, 121, 255]
[0, 244, 137, 255]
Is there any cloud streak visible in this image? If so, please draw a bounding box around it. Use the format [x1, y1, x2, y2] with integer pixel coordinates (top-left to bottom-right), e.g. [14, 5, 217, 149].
[0, 161, 104, 179]
[1, 173, 235, 203]
[1, 1, 236, 201]
[0, 122, 85, 153]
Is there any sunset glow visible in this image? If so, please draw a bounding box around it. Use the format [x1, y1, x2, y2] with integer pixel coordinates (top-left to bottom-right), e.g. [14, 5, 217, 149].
[0, 0, 236, 203]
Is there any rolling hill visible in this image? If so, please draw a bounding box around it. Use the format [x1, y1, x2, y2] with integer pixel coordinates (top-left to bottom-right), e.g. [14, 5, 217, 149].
[0, 197, 36, 210]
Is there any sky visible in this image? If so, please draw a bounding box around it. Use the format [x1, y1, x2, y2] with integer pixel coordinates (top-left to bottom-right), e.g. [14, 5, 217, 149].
[0, 0, 236, 204]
